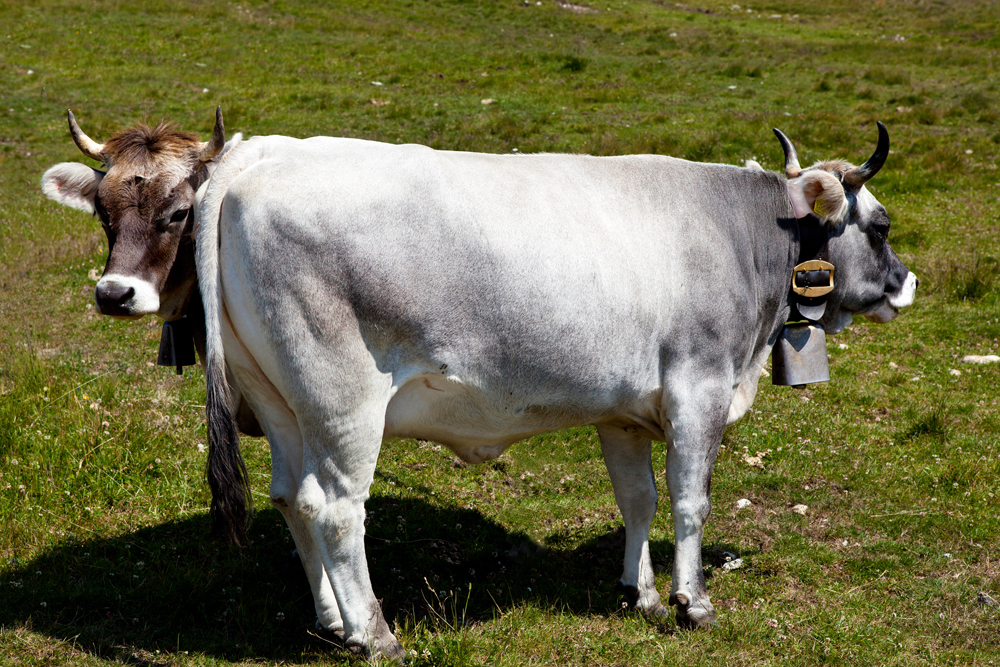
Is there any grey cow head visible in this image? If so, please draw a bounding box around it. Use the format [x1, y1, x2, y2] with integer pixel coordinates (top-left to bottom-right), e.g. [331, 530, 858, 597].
[42, 108, 226, 320]
[774, 123, 918, 333]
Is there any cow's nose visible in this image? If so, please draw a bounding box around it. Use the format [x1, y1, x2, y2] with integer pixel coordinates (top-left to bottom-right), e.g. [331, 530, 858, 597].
[95, 282, 135, 314]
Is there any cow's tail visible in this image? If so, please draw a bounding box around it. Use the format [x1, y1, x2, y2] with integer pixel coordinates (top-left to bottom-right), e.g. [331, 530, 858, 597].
[194, 135, 255, 547]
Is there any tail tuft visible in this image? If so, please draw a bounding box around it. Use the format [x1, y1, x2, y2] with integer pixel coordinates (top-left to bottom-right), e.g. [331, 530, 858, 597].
[206, 369, 253, 546]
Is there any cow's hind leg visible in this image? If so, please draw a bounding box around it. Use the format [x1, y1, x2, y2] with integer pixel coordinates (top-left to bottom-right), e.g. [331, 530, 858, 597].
[663, 382, 729, 630]
[597, 425, 667, 617]
[264, 408, 346, 639]
[225, 359, 348, 638]
[294, 396, 403, 660]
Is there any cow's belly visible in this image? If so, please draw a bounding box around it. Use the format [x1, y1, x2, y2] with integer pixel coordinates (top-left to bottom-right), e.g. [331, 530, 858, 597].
[382, 371, 660, 463]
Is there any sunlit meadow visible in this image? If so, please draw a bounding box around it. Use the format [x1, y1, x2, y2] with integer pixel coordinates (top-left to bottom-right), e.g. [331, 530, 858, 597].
[1, 0, 999, 665]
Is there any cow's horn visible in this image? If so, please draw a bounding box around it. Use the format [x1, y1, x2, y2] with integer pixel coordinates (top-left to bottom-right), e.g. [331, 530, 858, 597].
[67, 110, 105, 162]
[198, 106, 226, 162]
[844, 121, 889, 188]
[773, 128, 801, 179]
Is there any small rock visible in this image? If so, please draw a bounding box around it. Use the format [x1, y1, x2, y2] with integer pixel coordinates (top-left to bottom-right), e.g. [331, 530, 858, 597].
[481, 98, 496, 105]
[962, 355, 1000, 364]
[888, 362, 898, 369]
[978, 592, 998, 608]
[838, 343, 849, 350]
[735, 498, 752, 510]
[791, 504, 808, 515]
[721, 558, 744, 571]
[949, 369, 961, 376]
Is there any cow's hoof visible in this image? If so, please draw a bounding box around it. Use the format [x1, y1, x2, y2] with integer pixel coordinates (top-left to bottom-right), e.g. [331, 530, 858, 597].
[619, 584, 669, 618]
[314, 620, 346, 645]
[345, 636, 405, 662]
[649, 602, 671, 619]
[669, 592, 716, 630]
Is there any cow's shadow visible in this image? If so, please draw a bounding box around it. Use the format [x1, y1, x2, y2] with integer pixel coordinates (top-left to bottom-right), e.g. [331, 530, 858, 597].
[0, 495, 743, 663]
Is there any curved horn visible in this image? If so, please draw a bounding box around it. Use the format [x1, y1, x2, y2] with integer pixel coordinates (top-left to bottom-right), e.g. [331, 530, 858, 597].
[844, 121, 889, 188]
[67, 109, 105, 162]
[198, 106, 226, 162]
[773, 128, 801, 178]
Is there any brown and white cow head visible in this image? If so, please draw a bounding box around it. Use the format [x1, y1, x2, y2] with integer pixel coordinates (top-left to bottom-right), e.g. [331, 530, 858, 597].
[775, 122, 919, 334]
[42, 108, 227, 320]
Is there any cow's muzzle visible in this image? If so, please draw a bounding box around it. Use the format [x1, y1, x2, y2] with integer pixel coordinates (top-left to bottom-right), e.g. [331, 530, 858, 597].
[95, 274, 160, 319]
[888, 272, 918, 310]
[864, 271, 918, 324]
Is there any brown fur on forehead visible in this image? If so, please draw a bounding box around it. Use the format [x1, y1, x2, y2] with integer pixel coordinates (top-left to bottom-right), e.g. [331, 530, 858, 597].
[103, 121, 202, 177]
[802, 159, 855, 182]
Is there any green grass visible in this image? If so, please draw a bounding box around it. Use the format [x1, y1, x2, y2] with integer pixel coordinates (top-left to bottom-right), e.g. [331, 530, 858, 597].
[2, 0, 1000, 664]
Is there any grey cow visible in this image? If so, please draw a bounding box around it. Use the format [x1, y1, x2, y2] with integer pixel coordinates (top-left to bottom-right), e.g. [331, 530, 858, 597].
[42, 110, 916, 660]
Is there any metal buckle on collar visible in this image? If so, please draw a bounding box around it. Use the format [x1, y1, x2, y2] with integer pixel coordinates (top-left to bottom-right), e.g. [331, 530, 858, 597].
[791, 259, 835, 298]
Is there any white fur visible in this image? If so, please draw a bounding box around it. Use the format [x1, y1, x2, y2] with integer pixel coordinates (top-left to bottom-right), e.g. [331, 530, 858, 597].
[786, 170, 848, 226]
[41, 162, 104, 213]
[889, 271, 918, 309]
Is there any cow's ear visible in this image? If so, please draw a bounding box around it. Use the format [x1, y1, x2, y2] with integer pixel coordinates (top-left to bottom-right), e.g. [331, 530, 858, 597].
[41, 162, 105, 214]
[786, 170, 849, 227]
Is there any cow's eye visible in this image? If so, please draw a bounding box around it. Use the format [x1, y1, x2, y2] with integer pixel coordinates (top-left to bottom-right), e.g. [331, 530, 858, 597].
[158, 208, 190, 232]
[873, 222, 890, 240]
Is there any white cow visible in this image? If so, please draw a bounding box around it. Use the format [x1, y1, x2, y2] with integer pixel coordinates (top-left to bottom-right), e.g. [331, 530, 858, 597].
[43, 110, 917, 660]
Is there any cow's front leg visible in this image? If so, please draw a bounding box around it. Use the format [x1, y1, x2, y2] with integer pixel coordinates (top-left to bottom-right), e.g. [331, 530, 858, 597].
[294, 405, 404, 661]
[597, 425, 667, 617]
[663, 386, 728, 629]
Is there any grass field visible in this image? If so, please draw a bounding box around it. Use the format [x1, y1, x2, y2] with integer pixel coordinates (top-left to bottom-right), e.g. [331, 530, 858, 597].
[2, 0, 999, 664]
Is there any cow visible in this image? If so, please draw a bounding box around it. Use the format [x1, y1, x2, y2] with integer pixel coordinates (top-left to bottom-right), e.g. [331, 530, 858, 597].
[43, 109, 917, 660]
[41, 109, 262, 436]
